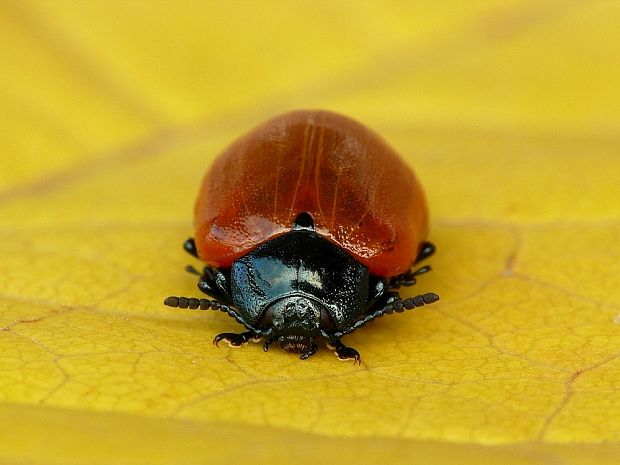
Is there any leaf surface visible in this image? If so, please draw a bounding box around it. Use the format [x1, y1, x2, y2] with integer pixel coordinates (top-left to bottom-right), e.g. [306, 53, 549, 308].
[1, 1, 619, 464]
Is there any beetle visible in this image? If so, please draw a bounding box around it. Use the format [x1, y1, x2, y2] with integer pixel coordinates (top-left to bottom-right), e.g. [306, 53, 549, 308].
[164, 110, 439, 363]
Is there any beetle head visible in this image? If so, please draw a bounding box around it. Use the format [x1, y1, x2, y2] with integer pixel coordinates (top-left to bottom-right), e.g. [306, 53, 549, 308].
[265, 296, 321, 353]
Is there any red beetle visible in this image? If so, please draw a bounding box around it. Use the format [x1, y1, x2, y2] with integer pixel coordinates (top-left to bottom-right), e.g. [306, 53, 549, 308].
[165, 110, 439, 363]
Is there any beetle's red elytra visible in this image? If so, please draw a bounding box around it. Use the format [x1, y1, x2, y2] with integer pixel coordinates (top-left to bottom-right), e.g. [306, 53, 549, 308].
[195, 110, 429, 277]
[165, 110, 439, 363]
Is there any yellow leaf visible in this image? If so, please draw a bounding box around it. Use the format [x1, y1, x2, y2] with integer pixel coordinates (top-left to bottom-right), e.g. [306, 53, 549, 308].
[1, 1, 619, 464]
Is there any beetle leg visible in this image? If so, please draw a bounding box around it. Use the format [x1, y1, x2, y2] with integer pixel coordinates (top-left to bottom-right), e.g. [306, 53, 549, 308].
[326, 338, 361, 365]
[183, 237, 199, 258]
[196, 268, 234, 304]
[414, 241, 436, 264]
[388, 241, 436, 289]
[388, 265, 432, 289]
[263, 336, 276, 352]
[213, 330, 262, 348]
[367, 276, 387, 303]
[299, 342, 319, 360]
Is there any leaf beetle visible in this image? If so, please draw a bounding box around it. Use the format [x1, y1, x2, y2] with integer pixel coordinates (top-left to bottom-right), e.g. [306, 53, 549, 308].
[165, 110, 439, 363]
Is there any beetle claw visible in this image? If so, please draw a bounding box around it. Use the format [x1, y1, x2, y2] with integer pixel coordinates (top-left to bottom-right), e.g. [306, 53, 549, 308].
[263, 337, 276, 352]
[327, 341, 362, 365]
[213, 331, 256, 348]
[335, 351, 361, 365]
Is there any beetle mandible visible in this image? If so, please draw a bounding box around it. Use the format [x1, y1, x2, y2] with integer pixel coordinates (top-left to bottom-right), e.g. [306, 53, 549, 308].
[165, 110, 439, 363]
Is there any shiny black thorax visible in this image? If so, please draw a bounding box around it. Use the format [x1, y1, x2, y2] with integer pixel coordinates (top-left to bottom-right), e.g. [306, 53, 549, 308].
[231, 228, 378, 335]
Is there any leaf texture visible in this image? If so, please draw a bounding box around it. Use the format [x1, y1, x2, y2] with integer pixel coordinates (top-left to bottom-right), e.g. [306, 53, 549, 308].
[1, 1, 619, 464]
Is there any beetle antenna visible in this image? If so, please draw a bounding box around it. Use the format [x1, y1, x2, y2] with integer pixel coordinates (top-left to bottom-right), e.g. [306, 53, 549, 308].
[335, 292, 440, 337]
[163, 296, 270, 336]
[164, 295, 237, 319]
[164, 295, 218, 310]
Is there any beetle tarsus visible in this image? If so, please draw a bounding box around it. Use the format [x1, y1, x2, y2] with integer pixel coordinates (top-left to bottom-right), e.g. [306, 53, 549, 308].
[263, 337, 276, 352]
[328, 339, 361, 364]
[213, 331, 260, 348]
[388, 241, 436, 289]
[388, 264, 432, 289]
[183, 238, 199, 258]
[414, 241, 436, 264]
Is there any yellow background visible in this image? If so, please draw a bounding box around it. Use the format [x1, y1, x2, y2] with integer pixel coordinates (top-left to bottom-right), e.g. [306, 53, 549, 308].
[1, 1, 619, 464]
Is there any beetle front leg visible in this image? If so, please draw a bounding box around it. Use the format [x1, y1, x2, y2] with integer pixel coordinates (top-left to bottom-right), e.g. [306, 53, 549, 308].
[263, 336, 276, 352]
[213, 330, 262, 348]
[326, 338, 361, 365]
